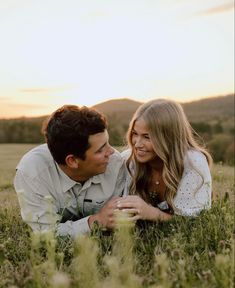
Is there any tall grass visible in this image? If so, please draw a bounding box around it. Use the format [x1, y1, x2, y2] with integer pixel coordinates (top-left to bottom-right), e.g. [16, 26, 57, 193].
[0, 144, 234, 287]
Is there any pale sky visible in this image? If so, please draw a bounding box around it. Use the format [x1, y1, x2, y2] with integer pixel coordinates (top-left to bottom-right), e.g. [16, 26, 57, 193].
[0, 0, 234, 118]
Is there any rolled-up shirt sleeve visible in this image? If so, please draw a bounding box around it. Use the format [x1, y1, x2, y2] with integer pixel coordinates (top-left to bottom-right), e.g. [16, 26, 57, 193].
[14, 170, 91, 238]
[56, 217, 90, 237]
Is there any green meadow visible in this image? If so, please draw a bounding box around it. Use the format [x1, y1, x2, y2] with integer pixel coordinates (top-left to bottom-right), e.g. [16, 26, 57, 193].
[0, 144, 234, 287]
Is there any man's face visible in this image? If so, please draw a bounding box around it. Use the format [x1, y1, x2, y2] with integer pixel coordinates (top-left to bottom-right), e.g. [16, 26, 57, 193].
[77, 130, 114, 177]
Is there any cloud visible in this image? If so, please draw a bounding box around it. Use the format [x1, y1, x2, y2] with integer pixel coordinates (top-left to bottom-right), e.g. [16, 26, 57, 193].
[19, 85, 77, 93]
[0, 97, 11, 101]
[6, 103, 48, 109]
[197, 2, 234, 16]
[0, 102, 50, 118]
[19, 88, 52, 93]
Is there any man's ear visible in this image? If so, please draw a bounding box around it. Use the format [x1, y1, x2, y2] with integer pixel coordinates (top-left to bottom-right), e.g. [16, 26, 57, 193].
[65, 154, 79, 168]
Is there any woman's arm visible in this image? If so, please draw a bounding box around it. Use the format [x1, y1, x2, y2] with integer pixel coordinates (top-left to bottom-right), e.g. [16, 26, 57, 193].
[173, 150, 212, 216]
[117, 195, 172, 221]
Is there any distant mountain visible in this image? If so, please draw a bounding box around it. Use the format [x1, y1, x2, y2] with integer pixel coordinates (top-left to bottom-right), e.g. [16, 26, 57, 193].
[93, 98, 143, 126]
[183, 94, 234, 122]
[93, 94, 234, 123]
[93, 98, 141, 116]
[0, 94, 233, 124]
[1, 94, 233, 162]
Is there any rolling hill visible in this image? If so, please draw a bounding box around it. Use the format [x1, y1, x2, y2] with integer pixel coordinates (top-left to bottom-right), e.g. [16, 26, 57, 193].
[93, 94, 234, 123]
[0, 94, 234, 164]
[182, 94, 234, 122]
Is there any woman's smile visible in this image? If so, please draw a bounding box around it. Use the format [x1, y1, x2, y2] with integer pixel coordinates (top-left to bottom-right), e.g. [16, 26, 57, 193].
[135, 149, 149, 157]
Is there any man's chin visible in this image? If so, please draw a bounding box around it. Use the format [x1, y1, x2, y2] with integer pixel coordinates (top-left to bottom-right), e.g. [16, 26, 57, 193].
[93, 163, 109, 175]
[96, 167, 107, 175]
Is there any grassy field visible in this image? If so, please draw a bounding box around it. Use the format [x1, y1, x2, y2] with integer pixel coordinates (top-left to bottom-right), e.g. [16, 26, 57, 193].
[0, 144, 234, 288]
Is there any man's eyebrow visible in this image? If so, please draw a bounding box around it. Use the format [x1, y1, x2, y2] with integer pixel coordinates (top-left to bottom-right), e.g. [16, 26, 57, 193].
[95, 142, 107, 152]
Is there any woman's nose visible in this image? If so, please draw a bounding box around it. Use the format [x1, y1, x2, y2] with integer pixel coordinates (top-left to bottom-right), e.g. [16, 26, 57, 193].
[134, 137, 144, 148]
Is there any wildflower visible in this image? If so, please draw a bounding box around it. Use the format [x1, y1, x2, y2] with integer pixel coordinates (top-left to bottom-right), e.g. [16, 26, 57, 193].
[50, 272, 71, 288]
[44, 195, 53, 202]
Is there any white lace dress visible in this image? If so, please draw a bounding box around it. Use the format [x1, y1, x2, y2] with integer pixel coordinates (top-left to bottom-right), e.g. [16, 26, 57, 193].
[121, 149, 212, 217]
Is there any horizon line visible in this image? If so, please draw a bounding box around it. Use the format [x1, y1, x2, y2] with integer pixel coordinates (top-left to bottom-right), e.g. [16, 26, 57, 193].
[0, 93, 234, 120]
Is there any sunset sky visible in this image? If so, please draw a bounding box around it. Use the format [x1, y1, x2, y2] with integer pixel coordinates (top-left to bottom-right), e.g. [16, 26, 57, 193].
[0, 0, 234, 118]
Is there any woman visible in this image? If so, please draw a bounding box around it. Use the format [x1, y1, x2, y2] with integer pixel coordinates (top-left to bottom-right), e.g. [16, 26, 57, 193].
[117, 99, 212, 221]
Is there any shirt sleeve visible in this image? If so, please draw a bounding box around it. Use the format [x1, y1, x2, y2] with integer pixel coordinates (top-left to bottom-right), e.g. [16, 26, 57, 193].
[56, 216, 90, 237]
[112, 160, 126, 197]
[173, 151, 212, 216]
[14, 170, 91, 238]
[122, 166, 132, 196]
[121, 149, 133, 196]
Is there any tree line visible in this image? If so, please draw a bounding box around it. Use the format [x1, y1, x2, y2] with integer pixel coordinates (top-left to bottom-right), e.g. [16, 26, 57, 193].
[0, 117, 234, 165]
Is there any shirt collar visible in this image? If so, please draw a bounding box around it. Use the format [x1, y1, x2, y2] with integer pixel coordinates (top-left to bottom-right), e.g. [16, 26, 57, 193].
[55, 162, 102, 193]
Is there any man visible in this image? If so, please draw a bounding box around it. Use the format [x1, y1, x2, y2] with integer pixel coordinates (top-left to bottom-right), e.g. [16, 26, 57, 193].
[14, 105, 125, 238]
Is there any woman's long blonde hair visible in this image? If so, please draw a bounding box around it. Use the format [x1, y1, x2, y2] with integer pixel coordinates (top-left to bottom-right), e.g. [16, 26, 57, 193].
[126, 99, 212, 209]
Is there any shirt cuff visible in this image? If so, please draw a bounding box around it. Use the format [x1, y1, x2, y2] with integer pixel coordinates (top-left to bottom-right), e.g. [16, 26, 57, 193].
[71, 216, 91, 238]
[56, 216, 91, 238]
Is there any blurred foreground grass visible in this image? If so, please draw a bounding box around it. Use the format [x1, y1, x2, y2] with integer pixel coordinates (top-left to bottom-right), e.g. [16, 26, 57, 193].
[0, 144, 234, 287]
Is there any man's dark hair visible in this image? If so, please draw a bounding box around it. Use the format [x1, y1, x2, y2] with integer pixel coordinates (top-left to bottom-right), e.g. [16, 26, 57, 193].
[42, 105, 107, 164]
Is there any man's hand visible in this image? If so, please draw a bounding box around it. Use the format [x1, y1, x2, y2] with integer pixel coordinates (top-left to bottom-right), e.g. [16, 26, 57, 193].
[88, 196, 121, 229]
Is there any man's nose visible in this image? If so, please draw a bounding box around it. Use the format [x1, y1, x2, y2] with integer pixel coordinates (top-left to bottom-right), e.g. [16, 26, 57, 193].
[106, 145, 114, 156]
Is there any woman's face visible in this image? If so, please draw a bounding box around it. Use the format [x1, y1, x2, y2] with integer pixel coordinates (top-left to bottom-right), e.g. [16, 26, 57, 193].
[131, 117, 157, 163]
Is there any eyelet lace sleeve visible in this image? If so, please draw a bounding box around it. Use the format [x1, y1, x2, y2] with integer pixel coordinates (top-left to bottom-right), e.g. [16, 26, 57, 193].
[173, 150, 212, 216]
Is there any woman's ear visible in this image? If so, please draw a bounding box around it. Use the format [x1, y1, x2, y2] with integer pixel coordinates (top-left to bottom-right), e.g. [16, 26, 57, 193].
[65, 154, 79, 168]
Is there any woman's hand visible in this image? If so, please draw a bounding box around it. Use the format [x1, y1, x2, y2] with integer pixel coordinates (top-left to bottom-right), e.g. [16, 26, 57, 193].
[116, 195, 161, 221]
